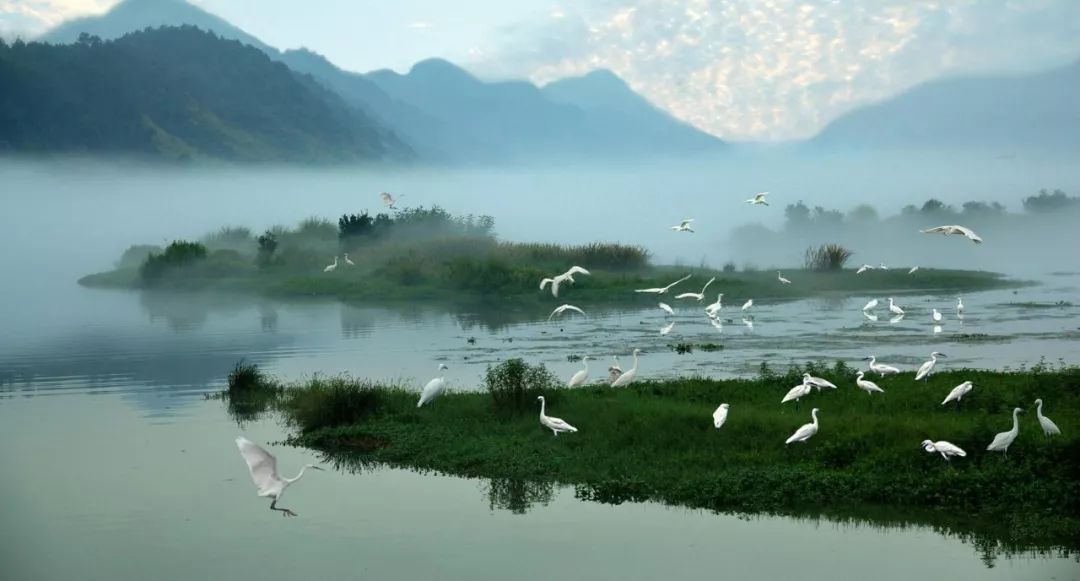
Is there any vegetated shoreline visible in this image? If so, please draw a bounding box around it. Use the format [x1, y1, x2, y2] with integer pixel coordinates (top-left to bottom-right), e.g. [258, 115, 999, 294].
[223, 361, 1080, 555]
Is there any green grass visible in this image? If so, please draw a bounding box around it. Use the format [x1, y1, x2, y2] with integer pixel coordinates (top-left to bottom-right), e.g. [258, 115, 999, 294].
[266, 363, 1080, 552]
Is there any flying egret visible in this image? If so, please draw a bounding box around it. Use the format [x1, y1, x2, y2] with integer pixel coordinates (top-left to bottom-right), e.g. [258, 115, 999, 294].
[658, 302, 675, 316]
[1035, 398, 1061, 436]
[956, 297, 964, 316]
[610, 349, 641, 387]
[671, 219, 695, 233]
[567, 356, 592, 388]
[537, 396, 578, 437]
[932, 308, 943, 323]
[235, 436, 323, 517]
[987, 408, 1024, 457]
[323, 256, 338, 272]
[741, 299, 753, 311]
[855, 371, 885, 395]
[921, 440, 966, 462]
[417, 364, 449, 408]
[888, 297, 905, 316]
[777, 271, 792, 284]
[941, 380, 972, 407]
[675, 277, 716, 301]
[713, 403, 730, 429]
[920, 224, 983, 244]
[803, 373, 837, 390]
[635, 274, 692, 294]
[380, 192, 402, 209]
[915, 351, 946, 381]
[539, 266, 590, 298]
[862, 298, 878, 311]
[864, 356, 900, 377]
[659, 321, 675, 335]
[548, 304, 586, 321]
[608, 356, 623, 383]
[785, 408, 820, 444]
[781, 380, 813, 408]
[343, 253, 355, 266]
[705, 293, 724, 316]
[745, 192, 769, 205]
[856, 264, 874, 274]
[908, 266, 920, 274]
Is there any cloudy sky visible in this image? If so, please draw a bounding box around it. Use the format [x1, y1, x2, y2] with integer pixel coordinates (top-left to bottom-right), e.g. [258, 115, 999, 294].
[2, 0, 1079, 140]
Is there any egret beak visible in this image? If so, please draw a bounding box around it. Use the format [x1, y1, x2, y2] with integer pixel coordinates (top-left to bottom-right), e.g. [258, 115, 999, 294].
[311, 466, 326, 471]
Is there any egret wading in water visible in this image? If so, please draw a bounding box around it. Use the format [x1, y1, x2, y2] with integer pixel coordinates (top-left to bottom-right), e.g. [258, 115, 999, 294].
[932, 308, 942, 323]
[705, 293, 724, 316]
[610, 349, 641, 387]
[417, 364, 449, 408]
[675, 277, 716, 301]
[235, 436, 324, 517]
[548, 304, 586, 321]
[671, 219, 695, 233]
[635, 274, 692, 294]
[862, 298, 879, 312]
[941, 380, 973, 409]
[920, 224, 983, 244]
[888, 297, 904, 316]
[864, 356, 899, 377]
[745, 192, 769, 205]
[323, 256, 338, 272]
[921, 440, 966, 463]
[777, 271, 792, 284]
[956, 297, 965, 317]
[537, 396, 577, 436]
[713, 403, 730, 429]
[915, 351, 946, 381]
[659, 321, 675, 335]
[786, 408, 820, 444]
[567, 356, 592, 388]
[1035, 398, 1061, 436]
[741, 299, 753, 311]
[987, 407, 1024, 457]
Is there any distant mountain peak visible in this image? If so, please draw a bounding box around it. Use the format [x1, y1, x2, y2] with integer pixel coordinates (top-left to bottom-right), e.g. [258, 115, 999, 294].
[408, 58, 475, 81]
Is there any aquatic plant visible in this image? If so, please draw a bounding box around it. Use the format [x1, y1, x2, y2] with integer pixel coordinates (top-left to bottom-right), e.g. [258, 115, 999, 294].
[484, 358, 561, 413]
[139, 240, 207, 285]
[804, 243, 854, 271]
[284, 376, 397, 432]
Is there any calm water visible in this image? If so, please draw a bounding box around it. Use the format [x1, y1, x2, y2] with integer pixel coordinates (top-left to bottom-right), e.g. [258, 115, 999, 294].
[2, 160, 1080, 580]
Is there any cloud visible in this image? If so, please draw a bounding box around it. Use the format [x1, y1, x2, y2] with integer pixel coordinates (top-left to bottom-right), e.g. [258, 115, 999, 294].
[406, 20, 433, 30]
[473, 0, 1080, 140]
[0, 0, 116, 37]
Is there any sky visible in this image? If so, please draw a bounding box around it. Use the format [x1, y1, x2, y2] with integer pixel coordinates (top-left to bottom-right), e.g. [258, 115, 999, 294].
[2, 0, 1079, 140]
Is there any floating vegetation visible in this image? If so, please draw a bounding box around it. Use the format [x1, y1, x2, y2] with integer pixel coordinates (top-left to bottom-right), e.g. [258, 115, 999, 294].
[950, 333, 1012, 343]
[670, 343, 724, 354]
[1004, 301, 1074, 309]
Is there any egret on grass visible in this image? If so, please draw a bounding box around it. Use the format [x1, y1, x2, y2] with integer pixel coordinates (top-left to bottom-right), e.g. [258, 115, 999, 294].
[987, 408, 1023, 457]
[343, 253, 355, 266]
[888, 297, 904, 316]
[713, 404, 730, 429]
[610, 349, 641, 387]
[548, 304, 586, 321]
[856, 264, 874, 274]
[537, 396, 577, 436]
[781, 380, 813, 409]
[920, 224, 983, 244]
[658, 302, 675, 316]
[908, 266, 920, 274]
[865, 356, 900, 377]
[915, 351, 946, 381]
[921, 440, 966, 462]
[941, 380, 973, 408]
[854, 371, 885, 396]
[608, 356, 623, 383]
[785, 408, 820, 444]
[635, 274, 692, 294]
[741, 299, 753, 311]
[323, 256, 338, 272]
[235, 436, 323, 517]
[660, 321, 675, 336]
[777, 271, 792, 284]
[1035, 398, 1061, 436]
[671, 219, 695, 233]
[745, 192, 769, 205]
[675, 277, 716, 301]
[803, 372, 837, 390]
[567, 356, 592, 388]
[417, 364, 449, 408]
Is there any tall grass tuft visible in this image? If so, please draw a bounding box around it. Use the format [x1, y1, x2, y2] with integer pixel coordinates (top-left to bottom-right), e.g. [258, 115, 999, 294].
[498, 242, 649, 271]
[227, 361, 272, 394]
[484, 358, 561, 413]
[804, 243, 854, 271]
[284, 376, 390, 432]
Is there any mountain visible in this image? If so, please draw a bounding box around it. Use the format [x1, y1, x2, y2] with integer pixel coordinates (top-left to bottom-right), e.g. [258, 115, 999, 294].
[0, 27, 407, 162]
[811, 60, 1080, 151]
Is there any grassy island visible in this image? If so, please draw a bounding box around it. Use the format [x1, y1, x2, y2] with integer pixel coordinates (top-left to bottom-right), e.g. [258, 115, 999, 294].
[80, 206, 1020, 306]
[224, 360, 1079, 553]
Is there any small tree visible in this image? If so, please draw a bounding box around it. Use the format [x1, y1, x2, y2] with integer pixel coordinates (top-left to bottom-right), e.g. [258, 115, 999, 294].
[256, 230, 278, 267]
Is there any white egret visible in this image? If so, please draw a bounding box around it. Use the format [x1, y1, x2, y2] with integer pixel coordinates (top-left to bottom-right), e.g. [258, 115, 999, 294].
[777, 271, 792, 284]
[920, 224, 983, 244]
[921, 440, 966, 462]
[567, 356, 592, 388]
[862, 298, 879, 311]
[803, 373, 837, 390]
[380, 192, 402, 209]
[879, 263, 889, 270]
[987, 408, 1024, 456]
[537, 396, 578, 437]
[323, 256, 338, 272]
[713, 403, 730, 429]
[908, 266, 920, 274]
[856, 264, 874, 274]
[781, 380, 813, 407]
[956, 297, 965, 316]
[932, 308, 943, 323]
[660, 321, 675, 335]
[635, 274, 692, 294]
[742, 316, 753, 330]
[1035, 398, 1061, 436]
[705, 293, 724, 316]
[741, 299, 753, 311]
[863, 311, 879, 322]
[417, 364, 449, 408]
[745, 192, 769, 205]
[548, 304, 586, 321]
[865, 356, 900, 377]
[658, 302, 675, 316]
[343, 253, 355, 266]
[710, 317, 724, 331]
[539, 266, 590, 298]
[941, 380, 973, 407]
[785, 408, 820, 444]
[608, 356, 623, 383]
[235, 436, 323, 517]
[915, 351, 946, 381]
[933, 324, 943, 335]
[671, 219, 695, 233]
[888, 297, 905, 316]
[854, 371, 885, 395]
[610, 349, 641, 387]
[675, 277, 716, 301]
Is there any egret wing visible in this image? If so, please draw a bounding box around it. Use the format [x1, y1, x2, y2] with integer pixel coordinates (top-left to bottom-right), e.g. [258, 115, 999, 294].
[547, 416, 577, 432]
[236, 437, 279, 493]
[566, 266, 591, 277]
[712, 406, 728, 428]
[936, 441, 966, 457]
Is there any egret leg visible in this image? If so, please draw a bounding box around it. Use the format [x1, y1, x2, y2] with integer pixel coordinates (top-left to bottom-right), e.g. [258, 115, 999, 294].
[552, 429, 559, 437]
[270, 499, 297, 517]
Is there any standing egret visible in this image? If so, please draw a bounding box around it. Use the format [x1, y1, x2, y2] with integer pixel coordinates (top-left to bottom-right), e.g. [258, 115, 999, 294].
[855, 371, 885, 396]
[343, 253, 355, 266]
[865, 356, 900, 377]
[537, 396, 578, 436]
[921, 440, 966, 462]
[235, 436, 324, 517]
[713, 404, 730, 429]
[932, 308, 943, 323]
[417, 364, 449, 408]
[941, 380, 973, 407]
[741, 299, 753, 311]
[856, 264, 874, 274]
[785, 408, 820, 444]
[675, 277, 716, 301]
[548, 304, 586, 321]
[777, 271, 792, 284]
[608, 356, 623, 383]
[1035, 398, 1061, 436]
[671, 219, 695, 233]
[920, 224, 983, 244]
[879, 263, 889, 270]
[658, 302, 675, 316]
[915, 351, 946, 381]
[956, 297, 965, 316]
[745, 192, 769, 205]
[987, 408, 1024, 456]
[781, 380, 813, 409]
[705, 293, 724, 316]
[323, 256, 338, 272]
[659, 321, 675, 335]
[635, 274, 692, 294]
[862, 298, 879, 311]
[887, 297, 905, 316]
[610, 349, 641, 387]
[908, 266, 920, 274]
[567, 356, 592, 388]
[803, 373, 837, 390]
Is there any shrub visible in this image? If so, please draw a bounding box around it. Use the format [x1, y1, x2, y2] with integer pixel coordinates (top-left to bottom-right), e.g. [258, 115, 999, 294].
[227, 361, 272, 394]
[804, 243, 853, 271]
[722, 261, 737, 273]
[256, 230, 278, 267]
[484, 358, 560, 413]
[139, 240, 207, 285]
[116, 244, 162, 269]
[202, 226, 253, 254]
[285, 376, 389, 432]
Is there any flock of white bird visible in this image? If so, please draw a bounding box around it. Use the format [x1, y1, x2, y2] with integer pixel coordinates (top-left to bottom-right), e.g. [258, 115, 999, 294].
[236, 191, 1049, 515]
